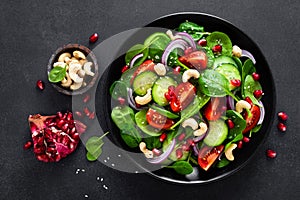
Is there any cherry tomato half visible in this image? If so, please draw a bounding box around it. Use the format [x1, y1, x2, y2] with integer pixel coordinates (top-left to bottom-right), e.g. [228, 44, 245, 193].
[178, 50, 208, 70]
[242, 105, 261, 133]
[198, 145, 224, 171]
[170, 82, 196, 113]
[146, 108, 174, 130]
[203, 97, 226, 121]
[130, 60, 155, 84]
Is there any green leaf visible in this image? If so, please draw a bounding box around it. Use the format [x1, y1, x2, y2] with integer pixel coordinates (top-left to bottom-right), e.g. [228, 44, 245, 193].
[216, 157, 230, 168]
[226, 110, 246, 139]
[85, 132, 109, 161]
[206, 31, 232, 56]
[109, 81, 127, 100]
[48, 66, 67, 83]
[125, 44, 149, 66]
[120, 131, 141, 148]
[144, 32, 171, 62]
[86, 151, 99, 161]
[225, 133, 243, 151]
[143, 136, 162, 150]
[243, 75, 262, 106]
[166, 161, 193, 175]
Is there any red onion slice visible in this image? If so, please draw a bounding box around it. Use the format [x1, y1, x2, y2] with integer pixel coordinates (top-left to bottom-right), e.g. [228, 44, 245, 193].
[127, 88, 144, 110]
[258, 101, 265, 125]
[193, 134, 206, 143]
[241, 49, 256, 64]
[175, 32, 196, 50]
[226, 96, 235, 110]
[161, 39, 188, 65]
[192, 145, 199, 157]
[129, 53, 144, 68]
[146, 139, 176, 164]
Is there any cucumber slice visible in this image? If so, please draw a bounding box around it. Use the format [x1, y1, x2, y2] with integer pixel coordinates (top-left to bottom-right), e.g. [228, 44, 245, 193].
[215, 63, 241, 90]
[213, 55, 238, 69]
[206, 31, 232, 56]
[132, 71, 158, 96]
[152, 76, 177, 106]
[135, 110, 162, 136]
[204, 119, 228, 147]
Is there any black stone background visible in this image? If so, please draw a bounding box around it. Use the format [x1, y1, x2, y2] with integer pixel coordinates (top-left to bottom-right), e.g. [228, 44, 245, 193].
[0, 0, 299, 199]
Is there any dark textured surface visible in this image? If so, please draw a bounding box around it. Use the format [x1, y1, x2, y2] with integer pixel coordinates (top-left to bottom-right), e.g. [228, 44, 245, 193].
[0, 0, 299, 199]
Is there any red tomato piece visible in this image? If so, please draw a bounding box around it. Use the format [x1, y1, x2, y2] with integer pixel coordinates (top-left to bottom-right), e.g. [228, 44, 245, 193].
[170, 82, 196, 113]
[198, 145, 224, 171]
[242, 105, 261, 133]
[178, 50, 208, 70]
[203, 97, 226, 121]
[146, 109, 174, 130]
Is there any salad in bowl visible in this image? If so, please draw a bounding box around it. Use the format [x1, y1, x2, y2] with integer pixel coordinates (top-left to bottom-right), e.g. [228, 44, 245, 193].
[108, 18, 268, 180]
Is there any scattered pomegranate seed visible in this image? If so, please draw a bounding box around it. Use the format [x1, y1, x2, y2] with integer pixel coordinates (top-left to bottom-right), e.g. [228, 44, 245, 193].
[230, 79, 241, 87]
[243, 136, 250, 143]
[244, 96, 253, 106]
[253, 90, 263, 98]
[237, 140, 243, 149]
[227, 119, 235, 129]
[84, 107, 91, 117]
[182, 143, 190, 151]
[159, 133, 167, 142]
[266, 149, 277, 158]
[152, 148, 161, 156]
[89, 112, 95, 120]
[83, 94, 91, 103]
[187, 138, 195, 147]
[197, 39, 207, 46]
[24, 141, 32, 150]
[278, 112, 288, 121]
[75, 111, 82, 117]
[173, 66, 181, 75]
[212, 44, 222, 53]
[178, 133, 186, 141]
[184, 47, 193, 55]
[277, 122, 287, 132]
[89, 33, 99, 43]
[252, 72, 260, 81]
[36, 80, 45, 90]
[117, 97, 126, 105]
[121, 65, 129, 73]
[176, 148, 183, 159]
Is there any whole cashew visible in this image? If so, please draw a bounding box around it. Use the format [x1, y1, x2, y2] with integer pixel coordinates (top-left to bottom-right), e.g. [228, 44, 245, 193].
[83, 62, 95, 76]
[70, 81, 82, 90]
[154, 63, 166, 76]
[225, 143, 237, 161]
[182, 69, 200, 83]
[139, 142, 153, 158]
[182, 118, 198, 130]
[232, 45, 242, 58]
[139, 142, 147, 153]
[61, 72, 72, 88]
[69, 63, 83, 83]
[135, 88, 152, 105]
[78, 69, 86, 78]
[53, 62, 67, 68]
[166, 30, 182, 40]
[79, 59, 88, 66]
[193, 122, 208, 136]
[73, 50, 86, 60]
[236, 100, 251, 113]
[58, 52, 71, 62]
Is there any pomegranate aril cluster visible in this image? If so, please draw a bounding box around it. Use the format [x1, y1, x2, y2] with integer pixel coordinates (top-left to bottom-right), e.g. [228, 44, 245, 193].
[277, 111, 288, 132]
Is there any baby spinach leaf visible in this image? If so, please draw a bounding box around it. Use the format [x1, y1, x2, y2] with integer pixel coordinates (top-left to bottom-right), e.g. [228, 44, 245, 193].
[48, 66, 67, 83]
[166, 161, 193, 175]
[120, 131, 141, 148]
[143, 136, 162, 150]
[85, 132, 109, 161]
[125, 44, 149, 66]
[243, 75, 262, 106]
[144, 32, 171, 62]
[178, 21, 207, 40]
[225, 132, 243, 151]
[216, 157, 230, 168]
[226, 110, 246, 139]
[206, 31, 232, 56]
[109, 80, 127, 100]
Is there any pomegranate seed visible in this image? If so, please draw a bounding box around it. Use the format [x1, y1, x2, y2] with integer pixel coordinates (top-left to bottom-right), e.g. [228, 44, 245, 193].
[187, 138, 195, 146]
[230, 79, 241, 87]
[36, 80, 45, 90]
[244, 96, 253, 106]
[121, 65, 129, 73]
[168, 85, 176, 94]
[75, 111, 82, 117]
[252, 72, 260, 81]
[184, 47, 193, 55]
[173, 66, 181, 75]
[227, 119, 235, 129]
[266, 149, 277, 158]
[83, 94, 91, 103]
[24, 141, 32, 150]
[182, 144, 190, 151]
[178, 133, 186, 141]
[89, 33, 99, 43]
[89, 112, 95, 120]
[278, 112, 288, 121]
[243, 136, 250, 143]
[152, 148, 161, 156]
[176, 148, 183, 159]
[277, 122, 287, 132]
[237, 140, 243, 149]
[118, 97, 126, 105]
[253, 90, 263, 99]
[212, 44, 222, 53]
[84, 107, 91, 117]
[66, 112, 73, 121]
[197, 39, 207, 46]
[159, 133, 167, 142]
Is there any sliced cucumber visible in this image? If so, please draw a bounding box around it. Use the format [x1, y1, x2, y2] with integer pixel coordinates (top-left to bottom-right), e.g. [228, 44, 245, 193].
[213, 55, 238, 69]
[132, 71, 158, 96]
[135, 110, 162, 136]
[215, 63, 241, 90]
[204, 119, 228, 147]
[152, 76, 177, 106]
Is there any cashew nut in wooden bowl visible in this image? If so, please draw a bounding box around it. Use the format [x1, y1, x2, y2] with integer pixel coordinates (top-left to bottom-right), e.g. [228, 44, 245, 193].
[47, 44, 99, 95]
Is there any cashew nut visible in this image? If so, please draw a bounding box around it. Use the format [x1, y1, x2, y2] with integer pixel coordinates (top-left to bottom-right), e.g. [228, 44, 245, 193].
[235, 100, 251, 113]
[64, 57, 72, 64]
[78, 69, 86, 78]
[166, 30, 182, 40]
[225, 143, 237, 161]
[70, 81, 82, 90]
[139, 142, 147, 152]
[182, 118, 198, 130]
[182, 69, 200, 83]
[135, 88, 152, 105]
[83, 62, 95, 76]
[68, 62, 83, 83]
[79, 59, 88, 66]
[154, 63, 166, 76]
[232, 45, 242, 57]
[61, 72, 72, 88]
[73, 50, 86, 60]
[58, 52, 71, 62]
[193, 122, 208, 136]
[139, 142, 153, 158]
[53, 62, 67, 68]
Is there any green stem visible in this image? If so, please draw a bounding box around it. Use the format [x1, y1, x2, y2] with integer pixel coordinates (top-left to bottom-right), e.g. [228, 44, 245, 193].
[176, 59, 190, 70]
[99, 131, 110, 140]
[189, 156, 198, 165]
[228, 91, 239, 102]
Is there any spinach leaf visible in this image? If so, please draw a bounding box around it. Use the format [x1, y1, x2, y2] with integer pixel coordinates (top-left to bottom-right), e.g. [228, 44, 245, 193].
[216, 157, 230, 168]
[144, 32, 171, 62]
[226, 110, 246, 139]
[166, 161, 193, 175]
[243, 75, 262, 106]
[178, 21, 207, 41]
[120, 130, 141, 148]
[242, 59, 256, 82]
[48, 65, 67, 83]
[225, 133, 243, 151]
[125, 44, 149, 66]
[143, 136, 162, 150]
[206, 32, 232, 56]
[135, 109, 162, 136]
[198, 69, 238, 101]
[109, 80, 127, 100]
[85, 132, 109, 161]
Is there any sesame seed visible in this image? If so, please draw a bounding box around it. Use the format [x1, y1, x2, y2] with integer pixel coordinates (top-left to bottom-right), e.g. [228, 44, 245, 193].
[84, 194, 89, 198]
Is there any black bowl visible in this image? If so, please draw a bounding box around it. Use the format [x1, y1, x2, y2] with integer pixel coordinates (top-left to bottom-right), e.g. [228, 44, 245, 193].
[95, 12, 276, 184]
